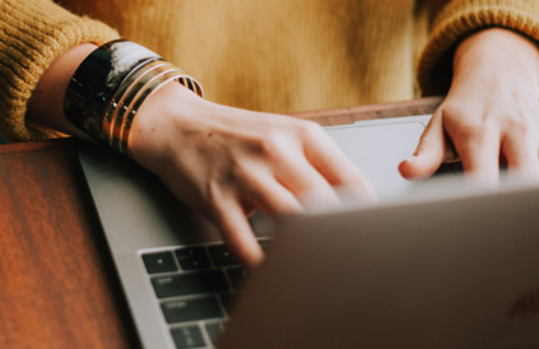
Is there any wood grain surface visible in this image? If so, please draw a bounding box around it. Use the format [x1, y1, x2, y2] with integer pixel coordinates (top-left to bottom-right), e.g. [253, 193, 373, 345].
[0, 98, 442, 348]
[0, 138, 141, 349]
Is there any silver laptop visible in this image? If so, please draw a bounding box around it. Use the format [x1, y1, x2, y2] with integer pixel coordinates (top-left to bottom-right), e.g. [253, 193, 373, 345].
[79, 115, 539, 349]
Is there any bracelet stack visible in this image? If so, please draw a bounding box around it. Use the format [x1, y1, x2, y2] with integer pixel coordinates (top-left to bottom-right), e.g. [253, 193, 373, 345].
[64, 39, 203, 157]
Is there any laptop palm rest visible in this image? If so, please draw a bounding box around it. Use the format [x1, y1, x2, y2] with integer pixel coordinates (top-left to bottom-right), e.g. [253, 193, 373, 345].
[80, 146, 250, 252]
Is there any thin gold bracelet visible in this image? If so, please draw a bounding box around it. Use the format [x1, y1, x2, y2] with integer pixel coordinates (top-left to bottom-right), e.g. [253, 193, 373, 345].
[108, 65, 184, 151]
[102, 60, 171, 145]
[101, 61, 203, 157]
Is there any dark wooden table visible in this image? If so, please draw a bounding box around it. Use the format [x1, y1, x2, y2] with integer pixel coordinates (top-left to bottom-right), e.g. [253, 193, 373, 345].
[0, 97, 442, 349]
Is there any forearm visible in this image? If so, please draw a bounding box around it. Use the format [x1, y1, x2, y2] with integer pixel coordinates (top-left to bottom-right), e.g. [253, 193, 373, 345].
[26, 43, 98, 142]
[453, 28, 539, 84]
[418, 0, 539, 97]
[0, 0, 118, 142]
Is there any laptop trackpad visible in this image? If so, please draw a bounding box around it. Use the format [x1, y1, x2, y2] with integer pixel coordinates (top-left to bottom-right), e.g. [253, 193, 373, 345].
[326, 122, 432, 197]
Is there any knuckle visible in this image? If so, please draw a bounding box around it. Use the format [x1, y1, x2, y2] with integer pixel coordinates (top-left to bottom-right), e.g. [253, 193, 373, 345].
[259, 133, 284, 158]
[454, 120, 493, 142]
[230, 161, 254, 183]
[439, 103, 468, 121]
[295, 120, 324, 139]
[230, 161, 266, 194]
[506, 114, 534, 136]
[256, 131, 292, 160]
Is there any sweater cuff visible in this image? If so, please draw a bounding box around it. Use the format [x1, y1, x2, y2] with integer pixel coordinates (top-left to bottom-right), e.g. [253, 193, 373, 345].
[0, 0, 119, 142]
[417, 0, 539, 96]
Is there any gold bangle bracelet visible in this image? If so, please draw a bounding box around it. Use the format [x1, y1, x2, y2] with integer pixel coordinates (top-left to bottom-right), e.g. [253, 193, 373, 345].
[102, 60, 171, 144]
[99, 61, 203, 156]
[120, 71, 194, 156]
[105, 63, 180, 146]
[113, 69, 184, 153]
[109, 66, 183, 152]
[99, 61, 203, 157]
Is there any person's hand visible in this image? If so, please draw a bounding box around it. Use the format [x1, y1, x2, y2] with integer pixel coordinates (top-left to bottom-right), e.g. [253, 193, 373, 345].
[129, 83, 376, 269]
[25, 41, 374, 270]
[399, 28, 539, 184]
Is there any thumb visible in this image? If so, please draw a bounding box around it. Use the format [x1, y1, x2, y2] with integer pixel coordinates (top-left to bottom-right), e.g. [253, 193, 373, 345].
[399, 113, 451, 180]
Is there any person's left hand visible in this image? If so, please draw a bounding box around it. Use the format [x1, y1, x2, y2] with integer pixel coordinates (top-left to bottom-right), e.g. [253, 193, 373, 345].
[399, 28, 539, 184]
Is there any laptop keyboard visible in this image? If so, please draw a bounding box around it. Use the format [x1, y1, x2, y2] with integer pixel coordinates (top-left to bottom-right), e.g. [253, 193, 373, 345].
[141, 239, 270, 348]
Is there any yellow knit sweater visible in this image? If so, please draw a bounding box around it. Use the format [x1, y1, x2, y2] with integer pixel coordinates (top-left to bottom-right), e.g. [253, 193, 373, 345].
[1, 0, 539, 142]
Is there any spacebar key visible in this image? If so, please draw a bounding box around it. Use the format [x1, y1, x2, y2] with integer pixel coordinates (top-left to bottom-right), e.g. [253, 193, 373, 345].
[152, 270, 230, 298]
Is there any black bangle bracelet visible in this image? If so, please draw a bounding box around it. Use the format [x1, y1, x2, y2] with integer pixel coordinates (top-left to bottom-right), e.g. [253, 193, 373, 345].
[64, 39, 162, 140]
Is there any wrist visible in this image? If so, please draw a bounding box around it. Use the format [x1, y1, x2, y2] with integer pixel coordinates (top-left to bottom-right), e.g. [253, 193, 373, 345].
[454, 28, 539, 81]
[27, 43, 97, 140]
[128, 81, 207, 173]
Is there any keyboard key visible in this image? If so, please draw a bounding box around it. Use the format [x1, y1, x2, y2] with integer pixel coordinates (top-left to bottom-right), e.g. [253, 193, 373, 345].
[226, 267, 247, 290]
[219, 293, 237, 315]
[176, 247, 211, 270]
[207, 244, 238, 267]
[142, 251, 177, 274]
[171, 326, 205, 348]
[162, 296, 223, 323]
[205, 322, 226, 345]
[151, 270, 230, 298]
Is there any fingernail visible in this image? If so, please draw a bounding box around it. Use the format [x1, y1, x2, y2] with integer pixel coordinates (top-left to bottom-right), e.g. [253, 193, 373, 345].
[405, 155, 417, 162]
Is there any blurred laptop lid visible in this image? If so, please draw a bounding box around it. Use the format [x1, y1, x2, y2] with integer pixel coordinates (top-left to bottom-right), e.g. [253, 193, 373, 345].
[220, 179, 539, 349]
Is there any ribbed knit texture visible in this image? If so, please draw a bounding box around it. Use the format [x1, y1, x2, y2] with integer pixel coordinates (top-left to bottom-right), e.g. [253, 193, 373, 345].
[0, 0, 119, 141]
[418, 0, 539, 95]
[1, 0, 538, 141]
[62, 0, 421, 116]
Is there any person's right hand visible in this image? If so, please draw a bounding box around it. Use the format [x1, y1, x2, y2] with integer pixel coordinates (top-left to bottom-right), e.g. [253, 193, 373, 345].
[129, 82, 376, 270]
[399, 28, 539, 185]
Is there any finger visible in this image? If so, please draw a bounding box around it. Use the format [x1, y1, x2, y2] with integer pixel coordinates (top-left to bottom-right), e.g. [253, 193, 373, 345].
[213, 194, 264, 271]
[399, 112, 456, 180]
[274, 153, 342, 207]
[266, 138, 340, 204]
[453, 126, 500, 185]
[303, 130, 377, 200]
[242, 173, 304, 219]
[501, 132, 539, 179]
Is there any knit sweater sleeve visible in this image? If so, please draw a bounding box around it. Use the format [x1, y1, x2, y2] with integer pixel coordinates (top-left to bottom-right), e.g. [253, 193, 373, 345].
[417, 0, 539, 96]
[0, 0, 119, 142]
